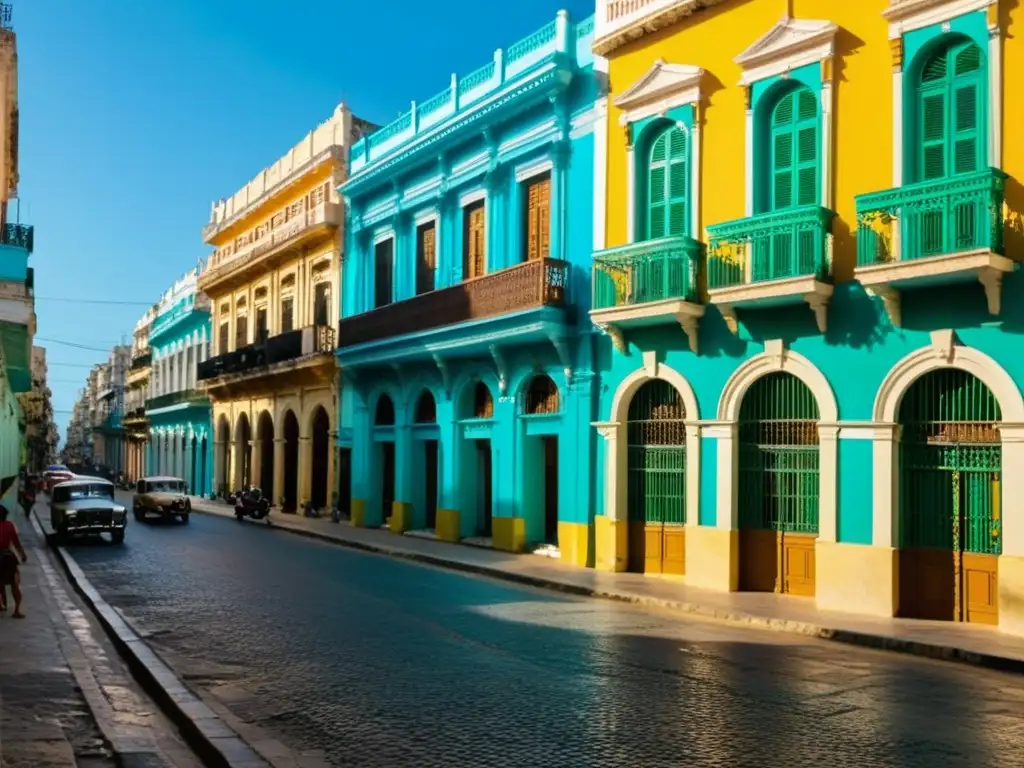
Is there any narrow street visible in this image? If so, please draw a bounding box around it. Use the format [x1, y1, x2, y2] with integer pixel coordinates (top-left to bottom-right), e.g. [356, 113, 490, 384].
[54, 496, 1024, 768]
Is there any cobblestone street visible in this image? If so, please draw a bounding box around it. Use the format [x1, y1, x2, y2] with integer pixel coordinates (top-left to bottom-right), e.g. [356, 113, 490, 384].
[54, 501, 1024, 768]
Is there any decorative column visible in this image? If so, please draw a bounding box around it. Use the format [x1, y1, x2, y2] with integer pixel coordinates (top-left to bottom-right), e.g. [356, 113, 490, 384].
[391, 418, 414, 534]
[593, 421, 625, 572]
[251, 437, 263, 493]
[298, 435, 313, 505]
[998, 424, 1024, 636]
[685, 421, 740, 592]
[549, 133, 570, 262]
[327, 429, 338, 512]
[183, 433, 194, 493]
[434, 396, 460, 541]
[272, 438, 286, 508]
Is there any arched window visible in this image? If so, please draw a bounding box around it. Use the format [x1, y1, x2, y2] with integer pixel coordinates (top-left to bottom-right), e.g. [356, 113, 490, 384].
[374, 394, 395, 426]
[768, 86, 819, 211]
[473, 382, 493, 419]
[646, 125, 688, 239]
[524, 375, 559, 414]
[415, 390, 437, 423]
[917, 40, 984, 182]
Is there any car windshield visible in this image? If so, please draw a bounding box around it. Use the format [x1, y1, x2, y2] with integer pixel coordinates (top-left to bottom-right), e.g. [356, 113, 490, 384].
[53, 484, 114, 502]
[147, 480, 185, 493]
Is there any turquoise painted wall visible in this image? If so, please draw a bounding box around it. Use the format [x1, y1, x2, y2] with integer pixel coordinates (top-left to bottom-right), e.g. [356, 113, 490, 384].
[148, 406, 214, 496]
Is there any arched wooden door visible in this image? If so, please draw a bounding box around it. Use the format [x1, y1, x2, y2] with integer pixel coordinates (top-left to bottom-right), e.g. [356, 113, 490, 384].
[898, 369, 1001, 624]
[626, 380, 686, 576]
[738, 372, 820, 596]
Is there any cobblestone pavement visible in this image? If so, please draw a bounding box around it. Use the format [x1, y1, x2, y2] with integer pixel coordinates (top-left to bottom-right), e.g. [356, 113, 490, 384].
[65, 501, 1024, 768]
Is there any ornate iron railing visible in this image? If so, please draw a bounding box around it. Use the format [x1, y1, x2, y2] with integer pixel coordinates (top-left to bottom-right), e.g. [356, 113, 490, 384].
[855, 167, 1006, 267]
[592, 236, 702, 310]
[706, 205, 834, 289]
[146, 389, 206, 411]
[2, 223, 33, 253]
[197, 325, 335, 381]
[338, 258, 569, 349]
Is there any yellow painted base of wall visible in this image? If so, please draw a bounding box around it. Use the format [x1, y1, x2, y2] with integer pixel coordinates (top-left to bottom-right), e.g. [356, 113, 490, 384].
[558, 522, 591, 568]
[493, 517, 526, 553]
[595, 516, 627, 572]
[998, 555, 1024, 637]
[350, 499, 366, 528]
[815, 541, 897, 617]
[435, 509, 460, 543]
[684, 526, 738, 592]
[390, 502, 412, 534]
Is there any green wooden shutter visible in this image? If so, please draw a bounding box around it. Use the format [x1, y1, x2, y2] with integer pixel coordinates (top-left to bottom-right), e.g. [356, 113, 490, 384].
[771, 93, 795, 210]
[647, 126, 688, 239]
[795, 90, 818, 206]
[917, 40, 984, 182]
[770, 87, 818, 211]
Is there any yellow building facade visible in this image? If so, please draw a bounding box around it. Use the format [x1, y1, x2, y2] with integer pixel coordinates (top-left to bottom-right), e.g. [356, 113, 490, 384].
[591, 0, 1024, 634]
[198, 104, 373, 512]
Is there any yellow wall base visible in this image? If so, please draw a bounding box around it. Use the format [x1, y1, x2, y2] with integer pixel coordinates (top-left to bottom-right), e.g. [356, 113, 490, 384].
[998, 555, 1024, 637]
[684, 526, 738, 592]
[492, 517, 526, 553]
[595, 516, 627, 572]
[435, 509, 460, 543]
[558, 522, 591, 568]
[389, 502, 412, 534]
[350, 498, 366, 528]
[815, 541, 897, 617]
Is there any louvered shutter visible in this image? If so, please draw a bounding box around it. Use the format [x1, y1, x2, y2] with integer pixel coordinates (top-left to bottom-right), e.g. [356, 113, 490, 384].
[524, 176, 551, 261]
[647, 126, 687, 239]
[795, 90, 818, 206]
[666, 128, 688, 235]
[464, 203, 485, 279]
[417, 223, 436, 295]
[648, 132, 668, 238]
[953, 44, 982, 175]
[917, 41, 983, 182]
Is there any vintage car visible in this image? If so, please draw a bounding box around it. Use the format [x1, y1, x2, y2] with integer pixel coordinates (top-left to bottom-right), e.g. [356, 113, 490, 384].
[42, 464, 74, 493]
[49, 476, 127, 543]
[132, 476, 191, 523]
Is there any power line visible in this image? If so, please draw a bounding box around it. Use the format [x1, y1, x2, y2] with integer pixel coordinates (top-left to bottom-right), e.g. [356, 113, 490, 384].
[35, 337, 120, 353]
[34, 296, 156, 307]
[48, 362, 98, 369]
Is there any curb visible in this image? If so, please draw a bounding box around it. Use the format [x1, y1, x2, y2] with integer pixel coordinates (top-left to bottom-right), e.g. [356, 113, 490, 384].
[37, 509, 271, 768]
[192, 502, 1024, 677]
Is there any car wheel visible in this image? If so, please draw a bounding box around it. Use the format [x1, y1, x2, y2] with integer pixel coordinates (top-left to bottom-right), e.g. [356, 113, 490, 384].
[111, 530, 125, 544]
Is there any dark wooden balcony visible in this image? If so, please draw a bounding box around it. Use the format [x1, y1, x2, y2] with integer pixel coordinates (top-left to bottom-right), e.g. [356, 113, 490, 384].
[130, 352, 152, 370]
[337, 257, 569, 349]
[197, 325, 336, 382]
[145, 389, 206, 411]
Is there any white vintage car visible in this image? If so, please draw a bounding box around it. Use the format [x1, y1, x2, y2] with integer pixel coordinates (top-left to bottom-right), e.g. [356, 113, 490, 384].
[49, 476, 127, 544]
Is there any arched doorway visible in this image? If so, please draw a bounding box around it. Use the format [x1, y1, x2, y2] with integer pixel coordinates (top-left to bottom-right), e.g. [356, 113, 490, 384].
[524, 375, 561, 545]
[898, 369, 1001, 624]
[462, 382, 493, 536]
[414, 390, 438, 530]
[310, 406, 330, 509]
[375, 395, 396, 525]
[216, 416, 230, 493]
[235, 413, 252, 489]
[257, 411, 274, 500]
[283, 410, 299, 512]
[625, 379, 686, 575]
[737, 372, 820, 596]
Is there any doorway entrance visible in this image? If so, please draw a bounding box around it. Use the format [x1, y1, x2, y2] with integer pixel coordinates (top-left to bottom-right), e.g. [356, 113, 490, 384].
[543, 436, 558, 544]
[257, 411, 274, 499]
[898, 369, 1001, 624]
[311, 407, 330, 509]
[283, 410, 299, 512]
[424, 440, 439, 530]
[476, 440, 492, 536]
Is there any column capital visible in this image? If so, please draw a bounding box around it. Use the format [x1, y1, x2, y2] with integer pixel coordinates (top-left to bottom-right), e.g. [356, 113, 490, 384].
[592, 421, 620, 440]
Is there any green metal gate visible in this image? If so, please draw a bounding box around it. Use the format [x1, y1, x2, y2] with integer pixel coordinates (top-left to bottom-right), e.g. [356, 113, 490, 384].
[899, 369, 1001, 555]
[627, 380, 686, 525]
[738, 372, 820, 533]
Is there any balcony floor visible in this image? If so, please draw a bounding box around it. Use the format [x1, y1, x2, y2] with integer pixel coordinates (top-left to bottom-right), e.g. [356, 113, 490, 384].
[707, 276, 833, 333]
[199, 351, 336, 399]
[590, 298, 704, 354]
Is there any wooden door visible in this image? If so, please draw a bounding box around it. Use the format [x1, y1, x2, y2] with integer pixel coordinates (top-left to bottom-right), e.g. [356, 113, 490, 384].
[962, 552, 998, 625]
[524, 174, 551, 262]
[416, 222, 436, 295]
[782, 533, 816, 597]
[543, 436, 558, 544]
[425, 440, 438, 530]
[463, 202, 486, 280]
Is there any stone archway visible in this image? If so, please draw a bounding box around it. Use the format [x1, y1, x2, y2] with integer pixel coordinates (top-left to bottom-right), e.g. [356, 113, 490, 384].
[310, 406, 331, 510]
[256, 411, 274, 500]
[234, 412, 252, 489]
[282, 410, 299, 512]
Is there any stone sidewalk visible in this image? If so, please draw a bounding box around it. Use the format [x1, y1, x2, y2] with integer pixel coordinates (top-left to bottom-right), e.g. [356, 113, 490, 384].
[191, 496, 1024, 673]
[1, 506, 202, 768]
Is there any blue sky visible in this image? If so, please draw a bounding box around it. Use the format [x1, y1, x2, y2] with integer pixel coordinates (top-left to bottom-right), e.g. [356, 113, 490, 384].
[18, 0, 594, 440]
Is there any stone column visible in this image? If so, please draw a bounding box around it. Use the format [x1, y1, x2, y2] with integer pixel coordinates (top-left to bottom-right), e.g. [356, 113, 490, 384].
[183, 436, 193, 493]
[273, 438, 285, 508]
[251, 439, 263, 493]
[327, 430, 338, 511]
[298, 436, 312, 505]
[213, 440, 225, 493]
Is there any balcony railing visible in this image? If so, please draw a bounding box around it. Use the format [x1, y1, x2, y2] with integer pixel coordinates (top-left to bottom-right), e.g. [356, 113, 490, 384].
[706, 206, 834, 289]
[146, 389, 206, 411]
[130, 352, 152, 370]
[592, 236, 702, 310]
[855, 168, 1005, 267]
[197, 325, 335, 381]
[337, 258, 569, 349]
[122, 406, 147, 422]
[1, 223, 34, 253]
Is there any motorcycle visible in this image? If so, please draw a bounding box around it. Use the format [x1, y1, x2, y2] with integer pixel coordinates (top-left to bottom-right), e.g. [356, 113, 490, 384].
[234, 487, 272, 522]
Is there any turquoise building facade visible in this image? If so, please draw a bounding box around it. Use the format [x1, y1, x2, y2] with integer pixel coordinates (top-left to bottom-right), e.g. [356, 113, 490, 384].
[337, 11, 601, 565]
[145, 269, 214, 496]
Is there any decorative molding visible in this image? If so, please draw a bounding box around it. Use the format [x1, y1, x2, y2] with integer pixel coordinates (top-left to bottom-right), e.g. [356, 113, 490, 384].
[884, 0, 992, 37]
[889, 36, 904, 71]
[549, 335, 574, 385]
[642, 349, 658, 378]
[735, 17, 838, 86]
[613, 60, 704, 126]
[868, 285, 902, 327]
[930, 329, 957, 363]
[489, 344, 508, 395]
[591, 420, 621, 440]
[718, 347, 838, 422]
[597, 322, 628, 354]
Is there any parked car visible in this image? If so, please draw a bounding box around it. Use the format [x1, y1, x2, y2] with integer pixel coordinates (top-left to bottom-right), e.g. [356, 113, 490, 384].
[49, 476, 127, 543]
[42, 464, 74, 493]
[132, 476, 191, 524]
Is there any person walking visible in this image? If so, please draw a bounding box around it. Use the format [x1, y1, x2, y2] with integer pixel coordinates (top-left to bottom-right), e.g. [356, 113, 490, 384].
[0, 504, 27, 617]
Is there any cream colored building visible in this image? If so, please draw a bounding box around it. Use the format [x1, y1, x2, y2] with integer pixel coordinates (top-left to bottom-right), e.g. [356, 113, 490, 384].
[198, 103, 372, 510]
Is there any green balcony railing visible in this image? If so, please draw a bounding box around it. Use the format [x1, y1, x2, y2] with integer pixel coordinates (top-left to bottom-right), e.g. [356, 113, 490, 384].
[855, 167, 1006, 267]
[706, 205, 834, 290]
[592, 236, 702, 310]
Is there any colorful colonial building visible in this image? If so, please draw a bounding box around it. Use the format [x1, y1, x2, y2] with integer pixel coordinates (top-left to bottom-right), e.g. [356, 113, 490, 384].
[589, 0, 1024, 634]
[198, 105, 371, 511]
[123, 305, 156, 483]
[145, 269, 214, 495]
[337, 11, 601, 563]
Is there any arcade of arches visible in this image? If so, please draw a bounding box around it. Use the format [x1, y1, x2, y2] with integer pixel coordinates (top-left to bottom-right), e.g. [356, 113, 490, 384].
[597, 345, 1024, 636]
[214, 398, 337, 512]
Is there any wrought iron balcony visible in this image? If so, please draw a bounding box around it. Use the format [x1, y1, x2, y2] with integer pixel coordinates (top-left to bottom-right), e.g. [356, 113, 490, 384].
[592, 236, 702, 309]
[197, 325, 335, 382]
[1, 223, 34, 253]
[705, 205, 835, 333]
[146, 389, 206, 411]
[854, 167, 1011, 326]
[337, 257, 569, 349]
[130, 352, 152, 370]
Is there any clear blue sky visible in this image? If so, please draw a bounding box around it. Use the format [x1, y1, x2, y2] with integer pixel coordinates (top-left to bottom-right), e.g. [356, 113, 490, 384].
[17, 0, 594, 441]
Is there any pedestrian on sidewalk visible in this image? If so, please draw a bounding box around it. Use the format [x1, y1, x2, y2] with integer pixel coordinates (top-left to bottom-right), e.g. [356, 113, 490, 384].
[0, 504, 28, 618]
